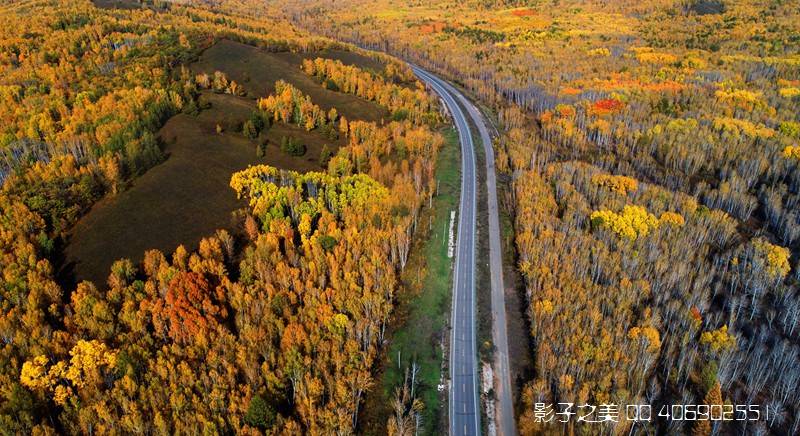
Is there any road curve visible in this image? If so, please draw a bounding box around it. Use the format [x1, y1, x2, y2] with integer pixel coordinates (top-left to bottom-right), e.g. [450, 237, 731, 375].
[438, 79, 517, 436]
[413, 66, 517, 436]
[412, 66, 480, 436]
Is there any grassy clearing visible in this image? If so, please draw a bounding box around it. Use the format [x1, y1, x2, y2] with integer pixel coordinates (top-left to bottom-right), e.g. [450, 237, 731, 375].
[191, 40, 388, 123]
[60, 91, 340, 286]
[60, 93, 259, 286]
[60, 39, 388, 287]
[359, 127, 460, 435]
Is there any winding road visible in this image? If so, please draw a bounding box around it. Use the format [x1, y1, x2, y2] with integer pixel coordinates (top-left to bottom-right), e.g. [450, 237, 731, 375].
[412, 66, 516, 436]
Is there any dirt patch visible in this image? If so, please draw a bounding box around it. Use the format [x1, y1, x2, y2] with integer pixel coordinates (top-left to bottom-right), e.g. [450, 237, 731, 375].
[191, 40, 389, 123]
[60, 92, 336, 287]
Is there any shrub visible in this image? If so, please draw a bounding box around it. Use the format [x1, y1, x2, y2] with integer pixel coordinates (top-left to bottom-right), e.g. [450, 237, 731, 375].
[242, 120, 258, 139]
[243, 112, 267, 140]
[256, 141, 267, 158]
[280, 136, 306, 156]
[324, 79, 339, 91]
[319, 123, 339, 140]
[391, 108, 409, 121]
[249, 111, 266, 131]
[183, 99, 199, 116]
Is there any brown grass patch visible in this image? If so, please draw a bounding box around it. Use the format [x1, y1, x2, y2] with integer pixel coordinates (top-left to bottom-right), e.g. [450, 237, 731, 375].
[60, 39, 381, 287]
[191, 40, 388, 123]
[61, 92, 337, 286]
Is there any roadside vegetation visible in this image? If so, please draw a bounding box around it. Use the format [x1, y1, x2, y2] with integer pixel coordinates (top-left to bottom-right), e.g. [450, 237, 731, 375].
[382, 127, 460, 435]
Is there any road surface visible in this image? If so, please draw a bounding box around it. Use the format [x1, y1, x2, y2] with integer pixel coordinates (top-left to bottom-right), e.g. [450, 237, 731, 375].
[412, 66, 480, 436]
[442, 78, 517, 436]
[414, 66, 517, 436]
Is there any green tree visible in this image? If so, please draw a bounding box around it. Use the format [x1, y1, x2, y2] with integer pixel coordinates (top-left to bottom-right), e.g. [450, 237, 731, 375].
[280, 136, 306, 156]
[245, 394, 276, 429]
[242, 120, 258, 139]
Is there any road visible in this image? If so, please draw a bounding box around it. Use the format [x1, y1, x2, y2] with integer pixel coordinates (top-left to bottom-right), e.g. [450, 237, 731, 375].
[412, 66, 516, 436]
[443, 78, 517, 436]
[412, 66, 480, 436]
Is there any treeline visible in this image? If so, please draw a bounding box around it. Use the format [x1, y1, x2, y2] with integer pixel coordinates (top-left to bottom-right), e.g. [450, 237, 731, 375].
[301, 57, 440, 125]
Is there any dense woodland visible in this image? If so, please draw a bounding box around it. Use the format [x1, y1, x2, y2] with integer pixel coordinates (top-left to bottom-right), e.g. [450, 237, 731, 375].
[288, 0, 800, 434]
[0, 0, 445, 433]
[4, 0, 800, 434]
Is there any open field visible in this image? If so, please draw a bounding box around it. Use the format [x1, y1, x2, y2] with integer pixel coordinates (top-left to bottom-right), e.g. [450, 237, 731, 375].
[359, 127, 460, 435]
[59, 39, 389, 287]
[60, 90, 340, 286]
[191, 40, 388, 123]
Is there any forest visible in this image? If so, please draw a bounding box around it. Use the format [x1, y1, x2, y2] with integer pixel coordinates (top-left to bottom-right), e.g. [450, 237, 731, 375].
[0, 0, 446, 433]
[4, 0, 800, 434]
[285, 0, 800, 434]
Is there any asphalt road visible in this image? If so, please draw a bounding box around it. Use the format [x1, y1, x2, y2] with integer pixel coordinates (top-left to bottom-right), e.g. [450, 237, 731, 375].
[412, 66, 480, 436]
[443, 80, 517, 436]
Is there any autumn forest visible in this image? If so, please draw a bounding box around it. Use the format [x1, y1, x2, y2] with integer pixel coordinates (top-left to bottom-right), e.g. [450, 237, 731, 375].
[1, 0, 799, 435]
